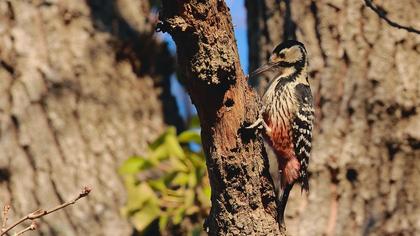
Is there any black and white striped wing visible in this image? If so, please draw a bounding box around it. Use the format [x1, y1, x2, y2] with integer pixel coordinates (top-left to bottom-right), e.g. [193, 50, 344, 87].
[292, 83, 314, 192]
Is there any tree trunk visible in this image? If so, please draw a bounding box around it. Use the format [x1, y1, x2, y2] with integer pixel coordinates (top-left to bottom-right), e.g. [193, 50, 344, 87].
[246, 0, 420, 235]
[159, 0, 283, 235]
[0, 0, 181, 235]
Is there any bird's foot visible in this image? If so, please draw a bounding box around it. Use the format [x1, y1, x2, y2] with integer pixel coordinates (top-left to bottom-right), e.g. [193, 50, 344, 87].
[246, 118, 264, 130]
[247, 118, 272, 132]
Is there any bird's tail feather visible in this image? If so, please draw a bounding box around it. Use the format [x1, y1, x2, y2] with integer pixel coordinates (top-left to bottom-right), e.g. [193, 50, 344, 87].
[277, 183, 294, 226]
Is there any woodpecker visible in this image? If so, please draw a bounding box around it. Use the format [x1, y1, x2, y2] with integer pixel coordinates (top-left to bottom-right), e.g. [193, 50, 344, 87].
[247, 40, 314, 224]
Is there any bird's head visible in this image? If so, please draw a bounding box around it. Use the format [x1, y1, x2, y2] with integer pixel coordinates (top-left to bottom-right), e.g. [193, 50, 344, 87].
[249, 40, 307, 78]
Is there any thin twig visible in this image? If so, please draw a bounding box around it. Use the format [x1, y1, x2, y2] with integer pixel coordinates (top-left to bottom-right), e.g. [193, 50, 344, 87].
[0, 186, 91, 236]
[1, 205, 10, 232]
[12, 222, 37, 236]
[364, 0, 420, 34]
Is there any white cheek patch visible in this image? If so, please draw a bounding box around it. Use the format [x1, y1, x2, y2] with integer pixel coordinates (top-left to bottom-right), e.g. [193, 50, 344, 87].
[287, 47, 302, 63]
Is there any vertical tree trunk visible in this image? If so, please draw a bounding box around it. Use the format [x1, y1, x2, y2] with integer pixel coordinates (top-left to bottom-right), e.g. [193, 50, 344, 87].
[246, 0, 420, 235]
[0, 0, 181, 235]
[159, 0, 283, 235]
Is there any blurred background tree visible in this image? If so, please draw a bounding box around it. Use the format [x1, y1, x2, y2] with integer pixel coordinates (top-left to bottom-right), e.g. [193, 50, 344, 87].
[0, 0, 419, 235]
[0, 0, 182, 235]
[247, 0, 420, 235]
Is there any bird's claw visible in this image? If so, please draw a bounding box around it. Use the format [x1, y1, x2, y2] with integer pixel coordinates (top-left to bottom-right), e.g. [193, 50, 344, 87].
[246, 117, 271, 133]
[246, 118, 264, 129]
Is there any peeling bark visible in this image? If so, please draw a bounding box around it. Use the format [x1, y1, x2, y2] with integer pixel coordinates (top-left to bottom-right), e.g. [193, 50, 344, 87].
[0, 0, 181, 235]
[159, 1, 282, 235]
[247, 0, 420, 235]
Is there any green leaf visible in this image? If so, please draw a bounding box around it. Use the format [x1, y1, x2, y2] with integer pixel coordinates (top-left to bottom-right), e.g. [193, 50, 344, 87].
[184, 189, 195, 209]
[178, 130, 201, 144]
[203, 185, 211, 198]
[197, 186, 211, 208]
[125, 183, 157, 213]
[165, 134, 185, 159]
[149, 129, 170, 150]
[165, 188, 185, 198]
[120, 206, 130, 217]
[173, 207, 185, 225]
[161, 194, 183, 209]
[195, 168, 206, 183]
[172, 172, 190, 186]
[148, 144, 169, 162]
[189, 116, 200, 129]
[131, 200, 160, 231]
[149, 127, 177, 150]
[188, 152, 206, 168]
[158, 214, 169, 232]
[169, 157, 188, 172]
[118, 156, 145, 175]
[188, 170, 198, 187]
[119, 126, 211, 234]
[148, 179, 167, 192]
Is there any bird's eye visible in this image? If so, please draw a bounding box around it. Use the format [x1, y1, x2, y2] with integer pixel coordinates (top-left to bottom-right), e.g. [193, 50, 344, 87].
[279, 53, 285, 59]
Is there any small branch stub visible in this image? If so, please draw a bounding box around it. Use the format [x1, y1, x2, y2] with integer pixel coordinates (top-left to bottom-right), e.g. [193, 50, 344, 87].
[13, 221, 38, 236]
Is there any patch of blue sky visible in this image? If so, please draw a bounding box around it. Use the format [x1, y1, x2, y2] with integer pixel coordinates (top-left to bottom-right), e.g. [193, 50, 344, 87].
[228, 0, 248, 73]
[156, 0, 248, 123]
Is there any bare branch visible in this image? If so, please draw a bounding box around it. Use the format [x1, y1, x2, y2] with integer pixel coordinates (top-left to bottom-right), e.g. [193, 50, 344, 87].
[0, 186, 91, 236]
[364, 0, 420, 34]
[12, 222, 37, 236]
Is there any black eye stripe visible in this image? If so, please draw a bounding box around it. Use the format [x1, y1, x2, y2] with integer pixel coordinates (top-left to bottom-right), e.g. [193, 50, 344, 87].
[279, 53, 285, 58]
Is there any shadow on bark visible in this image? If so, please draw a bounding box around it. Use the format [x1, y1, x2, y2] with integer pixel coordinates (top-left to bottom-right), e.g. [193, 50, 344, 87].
[86, 0, 185, 131]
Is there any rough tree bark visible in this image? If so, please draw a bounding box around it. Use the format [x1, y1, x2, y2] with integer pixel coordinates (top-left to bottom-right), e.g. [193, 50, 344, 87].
[247, 0, 420, 235]
[0, 0, 182, 235]
[159, 0, 283, 235]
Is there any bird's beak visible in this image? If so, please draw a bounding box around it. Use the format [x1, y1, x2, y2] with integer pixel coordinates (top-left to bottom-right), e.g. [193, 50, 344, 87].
[248, 62, 277, 79]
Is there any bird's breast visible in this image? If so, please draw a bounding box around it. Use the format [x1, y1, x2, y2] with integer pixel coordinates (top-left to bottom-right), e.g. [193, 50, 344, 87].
[262, 88, 297, 160]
